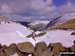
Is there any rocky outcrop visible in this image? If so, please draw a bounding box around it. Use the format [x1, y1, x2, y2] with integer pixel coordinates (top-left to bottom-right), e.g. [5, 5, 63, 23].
[71, 32, 75, 35]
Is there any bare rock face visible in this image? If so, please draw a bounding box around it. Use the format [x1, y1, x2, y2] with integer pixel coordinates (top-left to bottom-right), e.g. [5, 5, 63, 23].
[34, 42, 47, 56]
[17, 42, 35, 53]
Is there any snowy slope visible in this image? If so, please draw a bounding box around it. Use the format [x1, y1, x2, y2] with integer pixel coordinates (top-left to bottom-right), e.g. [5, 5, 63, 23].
[40, 13, 75, 30]
[0, 15, 35, 46]
[35, 30, 75, 47]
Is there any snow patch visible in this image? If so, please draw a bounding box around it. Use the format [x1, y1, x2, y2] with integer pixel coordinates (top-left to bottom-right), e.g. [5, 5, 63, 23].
[35, 30, 75, 47]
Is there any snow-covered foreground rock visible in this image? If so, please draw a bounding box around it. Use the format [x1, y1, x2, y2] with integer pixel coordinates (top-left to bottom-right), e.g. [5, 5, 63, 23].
[35, 30, 75, 47]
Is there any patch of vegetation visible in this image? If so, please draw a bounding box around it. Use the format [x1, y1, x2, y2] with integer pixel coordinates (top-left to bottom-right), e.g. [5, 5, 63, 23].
[36, 32, 46, 37]
[46, 19, 75, 32]
[27, 32, 46, 38]
[55, 19, 75, 29]
[29, 23, 44, 31]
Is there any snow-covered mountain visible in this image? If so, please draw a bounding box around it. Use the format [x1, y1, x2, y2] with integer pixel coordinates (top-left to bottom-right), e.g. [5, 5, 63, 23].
[40, 13, 75, 31]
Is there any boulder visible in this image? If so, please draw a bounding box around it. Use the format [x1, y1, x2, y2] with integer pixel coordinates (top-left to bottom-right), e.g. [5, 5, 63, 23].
[34, 42, 47, 56]
[0, 51, 6, 56]
[3, 43, 17, 55]
[17, 42, 35, 53]
[39, 48, 52, 56]
[71, 32, 75, 35]
[50, 43, 65, 54]
[0, 50, 9, 56]
[71, 46, 75, 51]
[34, 49, 43, 56]
[35, 42, 47, 51]
[17, 50, 28, 56]
[0, 44, 2, 49]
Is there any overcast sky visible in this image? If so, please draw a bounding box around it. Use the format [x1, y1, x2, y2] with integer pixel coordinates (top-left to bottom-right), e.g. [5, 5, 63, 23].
[0, 0, 75, 16]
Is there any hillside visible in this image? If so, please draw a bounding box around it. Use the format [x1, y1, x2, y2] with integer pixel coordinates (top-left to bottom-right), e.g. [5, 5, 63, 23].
[54, 19, 75, 29]
[40, 13, 75, 31]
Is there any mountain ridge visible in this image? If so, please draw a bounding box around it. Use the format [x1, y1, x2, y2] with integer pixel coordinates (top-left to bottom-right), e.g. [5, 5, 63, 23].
[40, 13, 75, 31]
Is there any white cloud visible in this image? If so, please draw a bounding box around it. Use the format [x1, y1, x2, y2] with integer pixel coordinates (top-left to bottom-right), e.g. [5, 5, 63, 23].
[0, 0, 56, 16]
[31, 0, 46, 9]
[59, 1, 75, 14]
[31, 0, 56, 15]
[0, 0, 31, 13]
[0, 4, 12, 13]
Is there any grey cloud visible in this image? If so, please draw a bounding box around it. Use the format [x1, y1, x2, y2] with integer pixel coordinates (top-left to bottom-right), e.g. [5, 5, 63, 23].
[0, 0, 56, 16]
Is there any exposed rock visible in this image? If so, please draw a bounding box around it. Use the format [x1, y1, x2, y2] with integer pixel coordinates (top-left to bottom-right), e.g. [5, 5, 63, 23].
[0, 51, 6, 56]
[3, 43, 17, 55]
[34, 49, 43, 56]
[0, 49, 9, 56]
[73, 40, 75, 46]
[50, 43, 66, 54]
[29, 23, 44, 31]
[71, 32, 75, 35]
[71, 46, 75, 51]
[1, 45, 7, 49]
[9, 43, 17, 54]
[35, 42, 47, 51]
[17, 42, 35, 53]
[17, 50, 28, 56]
[34, 42, 47, 56]
[0, 45, 7, 52]
[50, 43, 62, 47]
[0, 44, 2, 49]
[39, 48, 52, 56]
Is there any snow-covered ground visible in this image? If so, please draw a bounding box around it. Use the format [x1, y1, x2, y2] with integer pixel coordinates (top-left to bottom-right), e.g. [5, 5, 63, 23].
[6, 29, 75, 56]
[35, 30, 75, 47]
[0, 23, 75, 47]
[0, 22, 36, 46]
